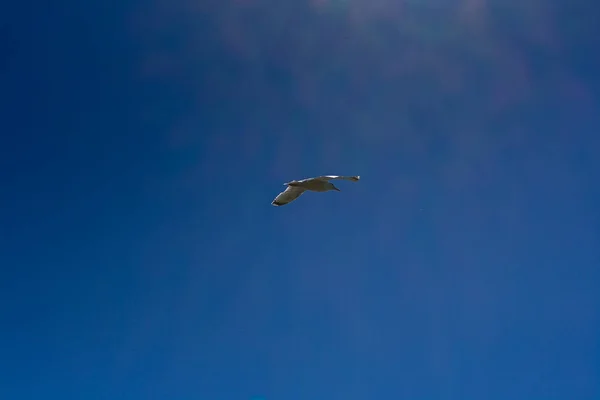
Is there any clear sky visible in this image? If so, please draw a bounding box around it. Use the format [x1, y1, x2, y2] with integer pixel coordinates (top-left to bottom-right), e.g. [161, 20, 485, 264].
[1, 0, 599, 399]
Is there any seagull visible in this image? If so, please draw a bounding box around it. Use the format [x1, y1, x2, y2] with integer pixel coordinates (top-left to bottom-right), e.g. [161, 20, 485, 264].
[271, 175, 360, 206]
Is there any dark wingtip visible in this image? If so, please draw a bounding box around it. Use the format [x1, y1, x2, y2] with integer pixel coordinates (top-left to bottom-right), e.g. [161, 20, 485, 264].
[272, 200, 284, 206]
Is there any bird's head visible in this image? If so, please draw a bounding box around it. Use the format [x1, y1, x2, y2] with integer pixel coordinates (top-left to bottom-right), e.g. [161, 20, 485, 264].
[328, 182, 341, 191]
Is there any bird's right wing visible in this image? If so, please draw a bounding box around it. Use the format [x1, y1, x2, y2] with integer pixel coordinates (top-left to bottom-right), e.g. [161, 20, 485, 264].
[315, 175, 360, 182]
[271, 186, 306, 206]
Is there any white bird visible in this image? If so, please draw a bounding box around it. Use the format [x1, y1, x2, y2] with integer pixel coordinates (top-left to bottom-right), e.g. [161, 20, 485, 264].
[271, 175, 360, 206]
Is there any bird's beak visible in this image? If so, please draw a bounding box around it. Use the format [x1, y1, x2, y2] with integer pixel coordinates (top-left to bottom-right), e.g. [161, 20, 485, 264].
[334, 187, 341, 191]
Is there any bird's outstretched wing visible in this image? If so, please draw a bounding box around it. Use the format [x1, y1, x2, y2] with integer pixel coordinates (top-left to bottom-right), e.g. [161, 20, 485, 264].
[271, 186, 306, 206]
[315, 175, 360, 182]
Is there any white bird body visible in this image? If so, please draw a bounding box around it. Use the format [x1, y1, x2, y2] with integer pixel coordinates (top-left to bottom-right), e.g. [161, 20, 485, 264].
[272, 175, 360, 206]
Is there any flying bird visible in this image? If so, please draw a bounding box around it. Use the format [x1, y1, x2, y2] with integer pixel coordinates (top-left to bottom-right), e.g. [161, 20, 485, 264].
[271, 175, 360, 206]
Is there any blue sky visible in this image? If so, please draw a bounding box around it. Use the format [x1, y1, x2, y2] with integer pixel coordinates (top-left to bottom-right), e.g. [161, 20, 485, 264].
[1, 0, 599, 399]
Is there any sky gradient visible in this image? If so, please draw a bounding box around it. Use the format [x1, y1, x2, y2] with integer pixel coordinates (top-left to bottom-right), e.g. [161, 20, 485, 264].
[1, 0, 599, 399]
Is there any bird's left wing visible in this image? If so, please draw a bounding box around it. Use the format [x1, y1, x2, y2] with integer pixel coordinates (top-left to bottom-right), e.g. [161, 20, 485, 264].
[315, 175, 360, 182]
[271, 186, 306, 206]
